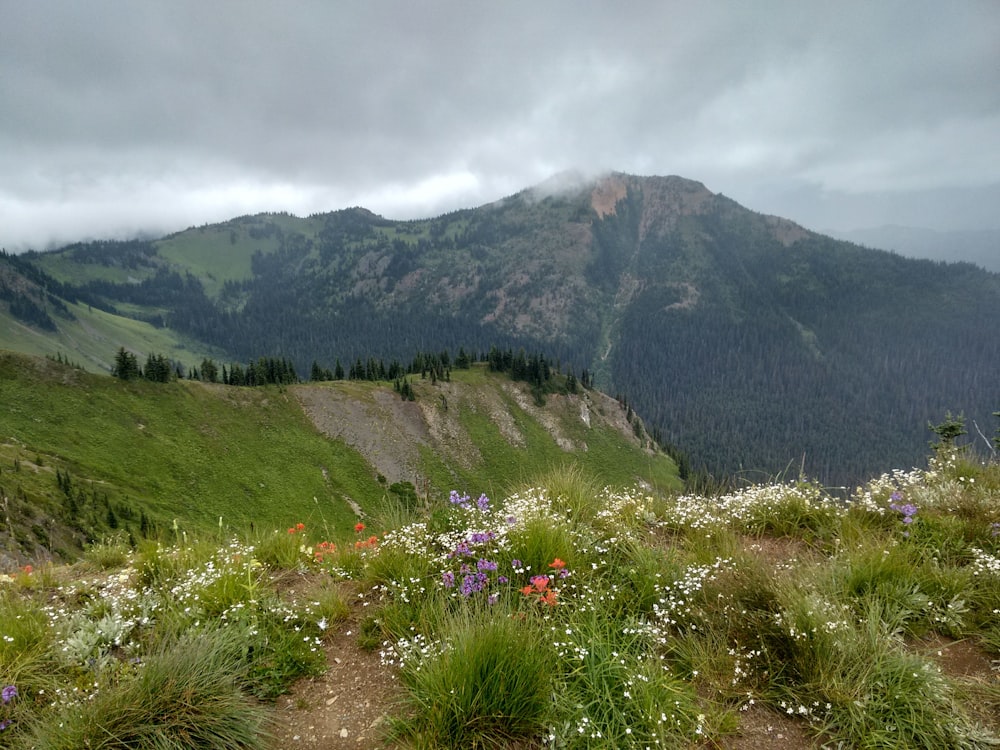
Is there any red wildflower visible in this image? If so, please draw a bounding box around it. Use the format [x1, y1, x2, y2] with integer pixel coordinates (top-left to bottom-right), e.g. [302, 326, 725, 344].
[354, 522, 365, 533]
[540, 590, 558, 606]
[296, 522, 305, 531]
[529, 575, 550, 592]
[549, 558, 566, 570]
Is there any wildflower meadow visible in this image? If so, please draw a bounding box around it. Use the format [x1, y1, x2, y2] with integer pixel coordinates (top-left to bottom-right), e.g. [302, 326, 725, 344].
[2, 450, 1000, 748]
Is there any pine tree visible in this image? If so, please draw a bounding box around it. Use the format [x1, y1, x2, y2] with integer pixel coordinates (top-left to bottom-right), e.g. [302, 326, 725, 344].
[112, 347, 139, 380]
[201, 358, 219, 383]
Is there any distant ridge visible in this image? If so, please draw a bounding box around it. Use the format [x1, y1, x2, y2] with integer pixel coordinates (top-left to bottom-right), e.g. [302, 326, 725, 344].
[3, 172, 999, 486]
[827, 225, 1000, 273]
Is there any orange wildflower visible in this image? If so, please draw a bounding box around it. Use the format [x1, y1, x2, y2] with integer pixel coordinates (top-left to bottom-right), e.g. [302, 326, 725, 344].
[549, 558, 566, 570]
[313, 541, 336, 562]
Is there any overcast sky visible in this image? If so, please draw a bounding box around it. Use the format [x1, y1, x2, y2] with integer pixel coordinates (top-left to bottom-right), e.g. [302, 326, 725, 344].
[2, 1, 998, 252]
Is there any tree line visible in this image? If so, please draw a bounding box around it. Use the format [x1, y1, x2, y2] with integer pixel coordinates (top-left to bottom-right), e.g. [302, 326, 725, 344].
[109, 345, 592, 403]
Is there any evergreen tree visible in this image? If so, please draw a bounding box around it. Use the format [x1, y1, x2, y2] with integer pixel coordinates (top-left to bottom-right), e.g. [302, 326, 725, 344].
[201, 358, 219, 383]
[112, 347, 140, 380]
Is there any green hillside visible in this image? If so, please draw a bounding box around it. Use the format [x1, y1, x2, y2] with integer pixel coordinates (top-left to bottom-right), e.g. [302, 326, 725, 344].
[0, 351, 679, 564]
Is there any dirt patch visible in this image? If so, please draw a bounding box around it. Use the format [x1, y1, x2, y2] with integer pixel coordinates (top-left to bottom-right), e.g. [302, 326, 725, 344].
[916, 633, 998, 680]
[717, 705, 820, 749]
[269, 581, 403, 749]
[738, 535, 821, 573]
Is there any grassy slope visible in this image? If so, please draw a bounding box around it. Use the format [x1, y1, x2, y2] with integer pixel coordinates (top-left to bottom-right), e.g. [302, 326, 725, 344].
[0, 353, 373, 543]
[0, 353, 680, 562]
[437, 366, 680, 496]
[154, 214, 327, 298]
[0, 301, 222, 374]
[11, 213, 326, 369]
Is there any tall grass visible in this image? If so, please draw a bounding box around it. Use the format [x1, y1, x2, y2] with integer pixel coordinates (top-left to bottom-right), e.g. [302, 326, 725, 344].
[389, 607, 554, 748]
[19, 629, 271, 750]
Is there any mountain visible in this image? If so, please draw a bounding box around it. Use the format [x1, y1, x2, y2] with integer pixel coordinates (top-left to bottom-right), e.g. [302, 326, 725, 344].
[0, 350, 676, 565]
[828, 225, 1000, 273]
[3, 172, 1000, 486]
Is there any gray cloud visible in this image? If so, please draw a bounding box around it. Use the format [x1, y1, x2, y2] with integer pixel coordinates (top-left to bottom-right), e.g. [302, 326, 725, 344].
[2, 1, 999, 251]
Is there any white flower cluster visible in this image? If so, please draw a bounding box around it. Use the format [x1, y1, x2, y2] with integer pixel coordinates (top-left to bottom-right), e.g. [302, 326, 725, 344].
[852, 467, 930, 513]
[649, 557, 732, 632]
[657, 482, 839, 531]
[378, 630, 445, 670]
[970, 548, 1000, 576]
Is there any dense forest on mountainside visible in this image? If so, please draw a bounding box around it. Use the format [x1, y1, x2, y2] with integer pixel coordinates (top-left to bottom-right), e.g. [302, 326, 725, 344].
[3, 173, 999, 487]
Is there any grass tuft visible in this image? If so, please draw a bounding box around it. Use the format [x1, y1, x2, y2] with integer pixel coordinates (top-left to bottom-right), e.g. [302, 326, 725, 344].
[19, 629, 271, 750]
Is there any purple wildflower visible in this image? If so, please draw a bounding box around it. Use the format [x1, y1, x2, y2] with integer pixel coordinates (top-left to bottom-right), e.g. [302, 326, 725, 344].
[0, 686, 15, 705]
[476, 493, 491, 511]
[442, 571, 455, 588]
[889, 498, 918, 533]
[459, 572, 489, 597]
[477, 559, 498, 571]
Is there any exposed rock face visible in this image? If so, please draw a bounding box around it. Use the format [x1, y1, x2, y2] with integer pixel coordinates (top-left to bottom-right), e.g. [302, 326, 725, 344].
[293, 378, 655, 486]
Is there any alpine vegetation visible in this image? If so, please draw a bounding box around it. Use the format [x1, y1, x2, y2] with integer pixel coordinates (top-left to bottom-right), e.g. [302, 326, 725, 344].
[2, 449, 999, 748]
